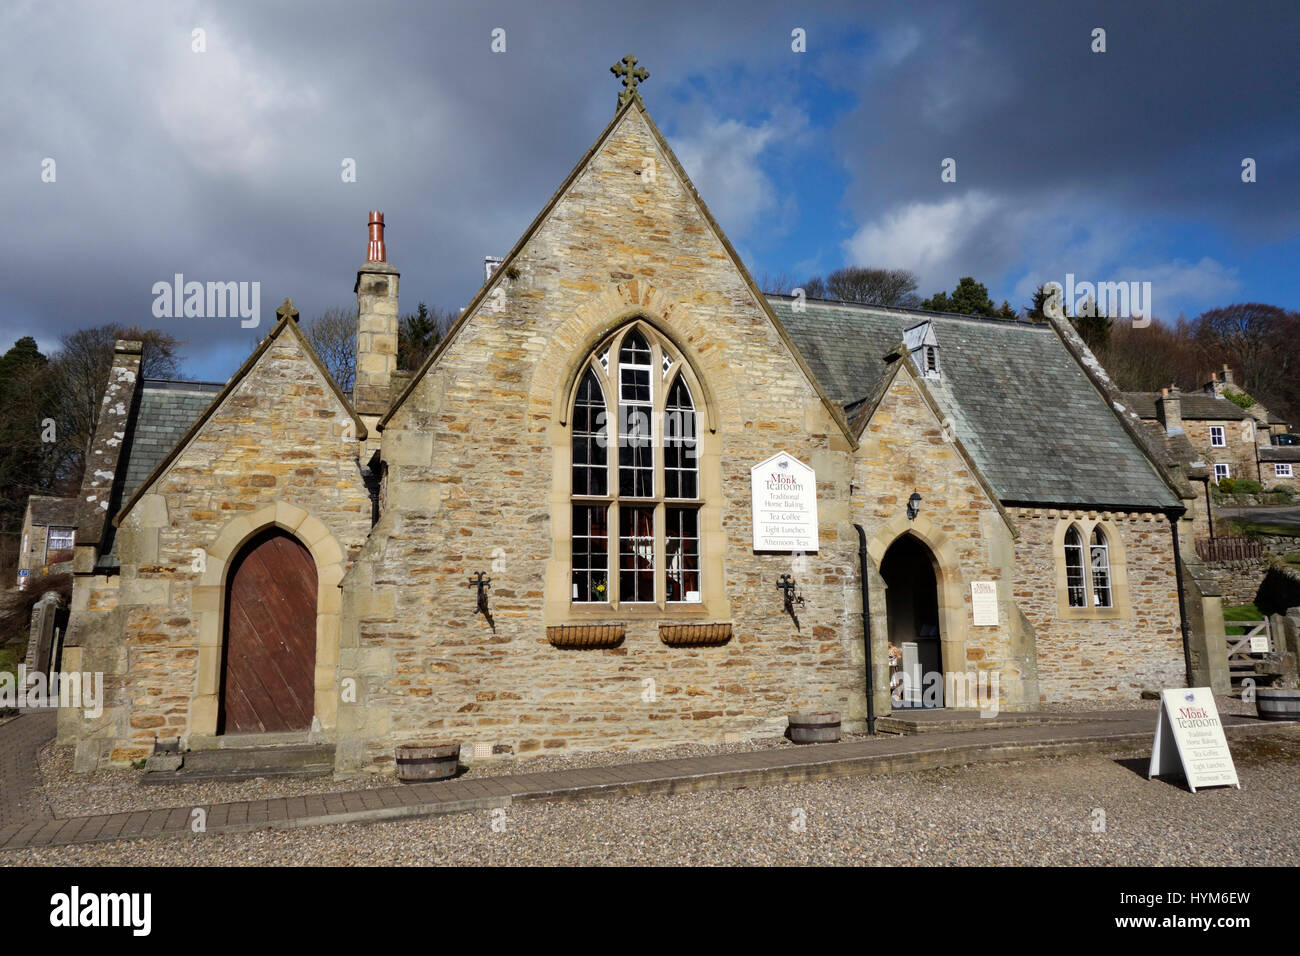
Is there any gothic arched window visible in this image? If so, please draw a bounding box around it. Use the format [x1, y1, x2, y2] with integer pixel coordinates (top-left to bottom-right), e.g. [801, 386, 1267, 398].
[1064, 525, 1087, 608]
[1089, 527, 1112, 608]
[570, 324, 703, 606]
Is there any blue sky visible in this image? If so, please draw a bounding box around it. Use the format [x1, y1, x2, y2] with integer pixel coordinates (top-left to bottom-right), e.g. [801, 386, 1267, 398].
[2, 0, 1297, 381]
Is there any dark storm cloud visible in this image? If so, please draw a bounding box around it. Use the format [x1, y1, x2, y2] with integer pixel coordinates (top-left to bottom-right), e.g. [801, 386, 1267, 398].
[1, 0, 1295, 375]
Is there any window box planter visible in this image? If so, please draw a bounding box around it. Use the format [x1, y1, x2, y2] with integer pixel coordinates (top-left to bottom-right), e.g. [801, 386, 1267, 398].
[547, 624, 626, 649]
[659, 622, 732, 647]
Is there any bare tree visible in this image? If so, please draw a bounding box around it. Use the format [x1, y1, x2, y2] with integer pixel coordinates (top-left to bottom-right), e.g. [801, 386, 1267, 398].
[302, 306, 357, 394]
[822, 267, 921, 308]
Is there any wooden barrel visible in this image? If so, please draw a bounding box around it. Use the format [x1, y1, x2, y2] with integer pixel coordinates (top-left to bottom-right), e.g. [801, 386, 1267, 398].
[788, 712, 841, 744]
[1256, 688, 1300, 721]
[395, 742, 460, 782]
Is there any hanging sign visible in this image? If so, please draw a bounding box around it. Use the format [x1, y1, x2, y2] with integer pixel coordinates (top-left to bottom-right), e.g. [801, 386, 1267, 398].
[970, 581, 998, 626]
[750, 452, 818, 551]
[1148, 687, 1239, 792]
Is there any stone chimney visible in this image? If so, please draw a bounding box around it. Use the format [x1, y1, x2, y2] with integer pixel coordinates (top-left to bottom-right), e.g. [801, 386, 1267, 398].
[1221, 364, 1235, 388]
[1204, 371, 1225, 399]
[353, 211, 399, 418]
[1157, 386, 1183, 434]
[484, 256, 504, 283]
[75, 339, 143, 571]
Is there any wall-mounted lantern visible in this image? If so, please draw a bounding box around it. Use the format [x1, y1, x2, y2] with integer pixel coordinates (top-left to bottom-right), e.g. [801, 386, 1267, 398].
[907, 492, 923, 521]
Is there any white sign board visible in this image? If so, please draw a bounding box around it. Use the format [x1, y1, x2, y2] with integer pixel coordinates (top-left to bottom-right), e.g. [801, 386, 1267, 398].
[1249, 635, 1270, 653]
[1148, 687, 1240, 792]
[970, 581, 998, 626]
[750, 452, 818, 551]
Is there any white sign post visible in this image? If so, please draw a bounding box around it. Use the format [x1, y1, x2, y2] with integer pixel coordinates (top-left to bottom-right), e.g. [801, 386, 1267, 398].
[1148, 687, 1240, 792]
[750, 452, 818, 552]
[970, 581, 998, 626]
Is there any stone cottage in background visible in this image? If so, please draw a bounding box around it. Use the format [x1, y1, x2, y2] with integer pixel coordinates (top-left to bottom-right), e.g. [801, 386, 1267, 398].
[15, 496, 78, 589]
[59, 63, 1222, 773]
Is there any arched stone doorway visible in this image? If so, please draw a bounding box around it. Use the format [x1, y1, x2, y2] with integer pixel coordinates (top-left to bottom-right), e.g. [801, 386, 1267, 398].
[219, 527, 318, 733]
[881, 533, 944, 708]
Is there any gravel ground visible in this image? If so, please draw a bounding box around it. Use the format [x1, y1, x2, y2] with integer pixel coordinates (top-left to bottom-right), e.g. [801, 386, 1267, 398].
[32, 694, 1259, 817]
[10, 722, 1297, 866]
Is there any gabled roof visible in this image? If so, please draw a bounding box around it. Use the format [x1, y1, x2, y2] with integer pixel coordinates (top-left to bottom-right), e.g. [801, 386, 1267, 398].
[1123, 391, 1255, 422]
[773, 296, 1181, 509]
[378, 96, 854, 446]
[848, 348, 1016, 535]
[112, 307, 367, 528]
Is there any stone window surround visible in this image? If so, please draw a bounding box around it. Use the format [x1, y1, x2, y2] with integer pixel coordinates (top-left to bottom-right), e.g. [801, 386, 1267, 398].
[1051, 515, 1131, 621]
[546, 312, 729, 625]
[189, 501, 344, 738]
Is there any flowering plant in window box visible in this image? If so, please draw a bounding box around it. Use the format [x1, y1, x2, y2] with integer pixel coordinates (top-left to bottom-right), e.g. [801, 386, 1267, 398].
[590, 579, 608, 601]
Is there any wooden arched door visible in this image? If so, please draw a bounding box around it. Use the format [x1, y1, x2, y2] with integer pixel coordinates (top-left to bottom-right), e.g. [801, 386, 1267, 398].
[219, 528, 318, 734]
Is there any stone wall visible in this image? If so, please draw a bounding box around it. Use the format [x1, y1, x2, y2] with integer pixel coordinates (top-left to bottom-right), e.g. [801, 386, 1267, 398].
[1010, 508, 1184, 701]
[1196, 558, 1270, 608]
[66, 322, 373, 767]
[338, 104, 862, 774]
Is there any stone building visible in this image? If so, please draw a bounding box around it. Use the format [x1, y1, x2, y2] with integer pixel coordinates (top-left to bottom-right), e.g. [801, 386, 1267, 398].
[15, 496, 78, 589]
[1126, 368, 1298, 493]
[59, 66, 1213, 773]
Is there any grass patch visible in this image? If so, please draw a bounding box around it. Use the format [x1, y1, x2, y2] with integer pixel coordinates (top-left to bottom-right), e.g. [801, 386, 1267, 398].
[0, 645, 20, 682]
[1226, 519, 1300, 538]
[1223, 603, 1263, 636]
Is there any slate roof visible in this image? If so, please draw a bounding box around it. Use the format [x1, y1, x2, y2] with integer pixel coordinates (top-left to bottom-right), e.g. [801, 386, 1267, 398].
[770, 296, 1180, 509]
[26, 495, 79, 528]
[98, 379, 223, 567]
[1259, 446, 1300, 463]
[1123, 391, 1254, 421]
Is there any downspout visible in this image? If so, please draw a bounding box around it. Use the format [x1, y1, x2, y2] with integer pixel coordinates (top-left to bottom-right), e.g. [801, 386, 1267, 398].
[1203, 479, 1214, 540]
[1166, 508, 1194, 686]
[855, 523, 876, 735]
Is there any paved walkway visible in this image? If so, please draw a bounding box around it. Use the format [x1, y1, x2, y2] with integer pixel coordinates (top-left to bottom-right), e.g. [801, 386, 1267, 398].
[0, 712, 1286, 852]
[0, 710, 56, 828]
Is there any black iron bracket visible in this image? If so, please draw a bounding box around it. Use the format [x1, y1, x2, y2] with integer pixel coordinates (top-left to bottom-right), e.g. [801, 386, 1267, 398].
[777, 573, 804, 631]
[468, 571, 495, 633]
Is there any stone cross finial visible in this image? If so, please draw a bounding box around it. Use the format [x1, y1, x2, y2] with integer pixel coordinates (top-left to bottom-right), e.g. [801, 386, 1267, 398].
[277, 298, 299, 323]
[611, 53, 649, 109]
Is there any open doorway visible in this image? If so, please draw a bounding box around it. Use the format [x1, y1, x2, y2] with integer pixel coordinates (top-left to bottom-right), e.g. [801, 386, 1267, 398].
[881, 533, 943, 708]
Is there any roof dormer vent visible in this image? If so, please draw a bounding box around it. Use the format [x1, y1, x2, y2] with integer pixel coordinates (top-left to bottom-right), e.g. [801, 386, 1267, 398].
[903, 320, 941, 380]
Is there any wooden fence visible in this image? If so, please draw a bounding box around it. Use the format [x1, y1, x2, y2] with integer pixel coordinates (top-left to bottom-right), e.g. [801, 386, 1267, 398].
[1195, 535, 1266, 563]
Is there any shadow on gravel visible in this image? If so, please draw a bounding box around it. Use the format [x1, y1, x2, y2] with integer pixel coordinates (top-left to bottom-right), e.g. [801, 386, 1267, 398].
[1113, 756, 1192, 791]
[1112, 727, 1300, 787]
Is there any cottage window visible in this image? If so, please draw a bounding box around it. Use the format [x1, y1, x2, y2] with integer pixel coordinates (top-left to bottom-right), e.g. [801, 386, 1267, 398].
[1064, 526, 1087, 608]
[1209, 426, 1226, 447]
[569, 324, 703, 607]
[1277, 463, 1294, 478]
[47, 528, 75, 552]
[1214, 463, 1230, 481]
